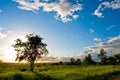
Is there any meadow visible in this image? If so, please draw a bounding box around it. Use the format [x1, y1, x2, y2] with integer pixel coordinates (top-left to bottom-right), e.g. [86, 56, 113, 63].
[0, 63, 120, 80]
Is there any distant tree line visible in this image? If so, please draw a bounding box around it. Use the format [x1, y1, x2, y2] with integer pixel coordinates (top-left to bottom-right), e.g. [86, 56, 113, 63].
[58, 49, 120, 65]
[69, 49, 120, 65]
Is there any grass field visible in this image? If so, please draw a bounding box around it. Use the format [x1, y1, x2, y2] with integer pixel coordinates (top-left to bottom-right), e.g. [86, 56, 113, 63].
[0, 63, 120, 80]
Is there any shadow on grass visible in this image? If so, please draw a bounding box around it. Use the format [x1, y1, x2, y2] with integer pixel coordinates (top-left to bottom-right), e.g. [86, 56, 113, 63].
[1, 71, 120, 80]
[0, 72, 58, 80]
[33, 72, 58, 80]
[39, 68, 50, 72]
[13, 73, 25, 80]
[82, 71, 120, 80]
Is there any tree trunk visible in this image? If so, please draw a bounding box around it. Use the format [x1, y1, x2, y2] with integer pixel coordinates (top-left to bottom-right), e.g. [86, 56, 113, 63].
[30, 62, 34, 72]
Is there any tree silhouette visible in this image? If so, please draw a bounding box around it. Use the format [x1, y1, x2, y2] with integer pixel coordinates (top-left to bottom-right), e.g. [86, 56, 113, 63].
[75, 59, 81, 65]
[114, 53, 120, 64]
[70, 58, 75, 65]
[82, 54, 94, 65]
[12, 33, 48, 72]
[98, 49, 106, 65]
[107, 56, 116, 65]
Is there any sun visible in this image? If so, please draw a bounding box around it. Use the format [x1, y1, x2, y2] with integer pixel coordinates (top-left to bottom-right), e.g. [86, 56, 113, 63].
[2, 35, 27, 62]
[1, 28, 32, 62]
[2, 42, 16, 62]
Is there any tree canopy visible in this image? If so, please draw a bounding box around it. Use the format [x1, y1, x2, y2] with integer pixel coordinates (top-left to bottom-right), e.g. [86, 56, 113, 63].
[12, 33, 48, 72]
[98, 49, 107, 65]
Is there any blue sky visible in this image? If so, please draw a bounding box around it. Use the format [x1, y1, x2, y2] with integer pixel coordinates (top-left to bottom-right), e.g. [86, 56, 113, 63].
[0, 0, 120, 62]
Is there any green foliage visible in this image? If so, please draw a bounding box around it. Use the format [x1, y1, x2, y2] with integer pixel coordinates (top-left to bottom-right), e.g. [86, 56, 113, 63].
[0, 63, 120, 80]
[70, 58, 75, 65]
[75, 59, 81, 65]
[12, 33, 48, 72]
[106, 53, 120, 65]
[114, 53, 120, 64]
[70, 58, 81, 65]
[82, 54, 95, 65]
[98, 49, 107, 65]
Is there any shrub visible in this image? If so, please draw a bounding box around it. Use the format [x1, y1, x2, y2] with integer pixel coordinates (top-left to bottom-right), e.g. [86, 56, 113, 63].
[20, 68, 27, 72]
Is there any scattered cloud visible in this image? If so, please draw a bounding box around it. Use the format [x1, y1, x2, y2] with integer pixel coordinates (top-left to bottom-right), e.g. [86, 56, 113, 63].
[93, 0, 120, 18]
[0, 32, 7, 39]
[41, 35, 120, 62]
[13, 0, 83, 23]
[98, 35, 120, 48]
[0, 27, 12, 39]
[97, 35, 120, 55]
[73, 15, 79, 20]
[90, 28, 95, 33]
[39, 56, 60, 62]
[93, 10, 104, 18]
[93, 37, 102, 42]
[73, 35, 120, 61]
[34, 56, 72, 62]
[107, 25, 116, 30]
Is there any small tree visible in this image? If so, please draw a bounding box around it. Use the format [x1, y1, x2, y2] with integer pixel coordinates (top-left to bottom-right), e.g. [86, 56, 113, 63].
[82, 54, 94, 65]
[70, 58, 75, 65]
[12, 33, 48, 72]
[107, 56, 116, 65]
[98, 49, 107, 65]
[114, 53, 120, 64]
[75, 59, 81, 65]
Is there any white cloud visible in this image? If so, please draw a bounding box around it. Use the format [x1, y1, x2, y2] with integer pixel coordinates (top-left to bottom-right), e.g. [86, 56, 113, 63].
[57, 35, 120, 62]
[95, 35, 120, 53]
[98, 35, 120, 48]
[0, 32, 7, 39]
[0, 27, 12, 39]
[93, 37, 102, 42]
[40, 56, 76, 62]
[93, 0, 120, 18]
[90, 28, 95, 33]
[39, 56, 60, 62]
[107, 25, 116, 30]
[73, 15, 79, 19]
[72, 35, 120, 61]
[13, 0, 83, 23]
[93, 10, 104, 18]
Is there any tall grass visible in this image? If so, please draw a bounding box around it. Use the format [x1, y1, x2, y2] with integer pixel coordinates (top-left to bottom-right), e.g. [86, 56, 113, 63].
[0, 63, 120, 80]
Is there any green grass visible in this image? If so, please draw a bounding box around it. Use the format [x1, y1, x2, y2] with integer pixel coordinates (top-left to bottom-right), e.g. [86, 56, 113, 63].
[0, 63, 120, 80]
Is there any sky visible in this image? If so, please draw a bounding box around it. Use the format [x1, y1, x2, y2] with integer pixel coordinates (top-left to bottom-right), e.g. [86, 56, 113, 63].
[0, 0, 120, 62]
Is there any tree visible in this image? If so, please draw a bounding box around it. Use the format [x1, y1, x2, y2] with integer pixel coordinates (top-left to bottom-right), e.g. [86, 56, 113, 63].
[12, 33, 48, 72]
[98, 49, 107, 65]
[107, 56, 116, 65]
[59, 61, 63, 65]
[70, 58, 75, 65]
[114, 53, 120, 64]
[75, 58, 81, 65]
[82, 54, 94, 65]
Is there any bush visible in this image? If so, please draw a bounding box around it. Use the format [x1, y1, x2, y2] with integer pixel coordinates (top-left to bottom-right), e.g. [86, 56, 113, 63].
[20, 68, 27, 72]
